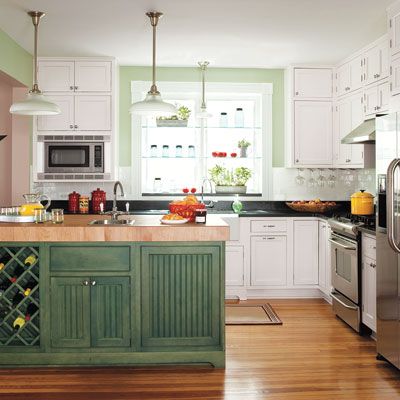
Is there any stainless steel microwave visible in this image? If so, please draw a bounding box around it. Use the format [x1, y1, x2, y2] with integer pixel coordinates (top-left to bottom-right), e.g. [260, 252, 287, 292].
[44, 142, 104, 173]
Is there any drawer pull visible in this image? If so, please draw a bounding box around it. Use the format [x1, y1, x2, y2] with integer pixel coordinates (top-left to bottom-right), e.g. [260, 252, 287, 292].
[91, 280, 97, 286]
[263, 225, 275, 228]
[370, 262, 376, 268]
[82, 280, 90, 286]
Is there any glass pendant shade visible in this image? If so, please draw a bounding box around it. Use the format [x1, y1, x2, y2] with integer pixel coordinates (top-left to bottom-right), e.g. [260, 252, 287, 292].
[10, 92, 61, 115]
[9, 11, 61, 116]
[129, 12, 177, 116]
[129, 92, 177, 116]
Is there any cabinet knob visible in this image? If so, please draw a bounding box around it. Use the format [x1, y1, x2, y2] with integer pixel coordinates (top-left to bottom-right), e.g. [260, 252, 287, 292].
[91, 280, 97, 286]
[295, 91, 299, 96]
[75, 86, 78, 90]
[70, 86, 74, 90]
[377, 106, 381, 110]
[82, 280, 90, 286]
[346, 159, 351, 163]
[69, 125, 73, 129]
[370, 262, 376, 268]
[295, 159, 299, 163]
[74, 125, 78, 129]
[377, 74, 380, 78]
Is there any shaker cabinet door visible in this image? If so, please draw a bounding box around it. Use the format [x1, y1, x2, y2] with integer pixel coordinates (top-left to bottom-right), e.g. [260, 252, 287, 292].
[294, 101, 332, 166]
[37, 95, 75, 131]
[251, 236, 287, 286]
[74, 95, 111, 131]
[50, 277, 91, 348]
[294, 68, 332, 98]
[74, 61, 112, 92]
[90, 277, 131, 347]
[38, 61, 75, 92]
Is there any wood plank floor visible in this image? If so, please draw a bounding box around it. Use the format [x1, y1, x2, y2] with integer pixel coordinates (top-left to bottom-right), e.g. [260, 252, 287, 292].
[0, 299, 399, 400]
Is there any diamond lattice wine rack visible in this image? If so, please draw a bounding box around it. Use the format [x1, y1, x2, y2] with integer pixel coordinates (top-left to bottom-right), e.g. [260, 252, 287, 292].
[0, 246, 40, 346]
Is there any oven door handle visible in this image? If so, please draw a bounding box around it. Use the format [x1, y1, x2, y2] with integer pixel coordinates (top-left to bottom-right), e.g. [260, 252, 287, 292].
[387, 158, 400, 253]
[331, 292, 358, 310]
[328, 238, 356, 250]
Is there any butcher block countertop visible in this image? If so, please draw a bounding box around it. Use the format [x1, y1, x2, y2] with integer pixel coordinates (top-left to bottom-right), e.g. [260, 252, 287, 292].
[0, 214, 229, 242]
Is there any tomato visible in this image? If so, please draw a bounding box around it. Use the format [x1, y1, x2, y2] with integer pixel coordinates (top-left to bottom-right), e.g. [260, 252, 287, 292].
[182, 188, 189, 193]
[231, 152, 237, 158]
[212, 151, 218, 157]
[190, 188, 197, 193]
[222, 152, 227, 157]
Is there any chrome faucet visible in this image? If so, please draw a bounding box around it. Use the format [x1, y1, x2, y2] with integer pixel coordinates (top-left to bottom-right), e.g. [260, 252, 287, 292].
[104, 181, 126, 222]
[201, 178, 215, 208]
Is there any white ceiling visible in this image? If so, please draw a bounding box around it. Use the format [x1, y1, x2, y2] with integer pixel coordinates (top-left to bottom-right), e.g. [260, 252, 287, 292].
[0, 0, 394, 68]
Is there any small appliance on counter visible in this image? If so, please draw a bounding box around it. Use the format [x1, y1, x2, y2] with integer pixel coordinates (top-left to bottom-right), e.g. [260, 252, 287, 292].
[350, 190, 374, 215]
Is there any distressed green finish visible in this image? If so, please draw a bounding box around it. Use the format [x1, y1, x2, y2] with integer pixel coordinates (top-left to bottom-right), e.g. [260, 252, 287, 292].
[50, 276, 91, 348]
[91, 277, 131, 347]
[0, 241, 225, 367]
[50, 245, 131, 272]
[141, 245, 222, 350]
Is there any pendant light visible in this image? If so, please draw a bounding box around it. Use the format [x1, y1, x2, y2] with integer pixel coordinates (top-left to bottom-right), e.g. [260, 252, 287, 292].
[10, 11, 60, 116]
[129, 12, 177, 116]
[197, 61, 212, 119]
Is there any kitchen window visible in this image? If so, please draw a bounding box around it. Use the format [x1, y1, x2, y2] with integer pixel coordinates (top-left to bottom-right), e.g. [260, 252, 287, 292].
[130, 81, 273, 199]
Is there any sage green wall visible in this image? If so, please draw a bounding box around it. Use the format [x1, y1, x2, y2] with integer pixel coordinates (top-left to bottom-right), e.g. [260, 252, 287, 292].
[0, 29, 32, 87]
[119, 67, 285, 167]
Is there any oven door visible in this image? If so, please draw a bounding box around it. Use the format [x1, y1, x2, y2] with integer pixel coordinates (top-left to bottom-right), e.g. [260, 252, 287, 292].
[329, 232, 359, 304]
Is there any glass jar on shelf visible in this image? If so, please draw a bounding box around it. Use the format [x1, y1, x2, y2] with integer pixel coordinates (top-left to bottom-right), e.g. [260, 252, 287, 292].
[153, 177, 162, 193]
[162, 145, 170, 158]
[188, 145, 195, 158]
[219, 112, 228, 128]
[234, 108, 244, 128]
[175, 145, 183, 158]
[150, 145, 158, 157]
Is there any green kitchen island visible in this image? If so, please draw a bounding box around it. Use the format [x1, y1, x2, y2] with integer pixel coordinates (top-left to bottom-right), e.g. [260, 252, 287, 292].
[0, 215, 229, 367]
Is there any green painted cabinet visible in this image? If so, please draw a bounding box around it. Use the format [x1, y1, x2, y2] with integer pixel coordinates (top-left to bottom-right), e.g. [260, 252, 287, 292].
[140, 245, 223, 350]
[51, 276, 131, 348]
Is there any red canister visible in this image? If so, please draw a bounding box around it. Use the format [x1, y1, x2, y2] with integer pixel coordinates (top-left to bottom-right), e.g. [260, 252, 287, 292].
[91, 187, 106, 214]
[68, 191, 80, 214]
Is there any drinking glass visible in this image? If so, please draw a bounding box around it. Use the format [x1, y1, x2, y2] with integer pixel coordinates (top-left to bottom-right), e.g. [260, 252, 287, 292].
[34, 208, 46, 224]
[317, 169, 326, 187]
[308, 169, 316, 188]
[295, 169, 305, 186]
[327, 169, 336, 188]
[51, 209, 64, 224]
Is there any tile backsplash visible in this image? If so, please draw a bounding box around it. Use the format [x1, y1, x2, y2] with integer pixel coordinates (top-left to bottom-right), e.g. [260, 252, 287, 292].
[33, 167, 376, 201]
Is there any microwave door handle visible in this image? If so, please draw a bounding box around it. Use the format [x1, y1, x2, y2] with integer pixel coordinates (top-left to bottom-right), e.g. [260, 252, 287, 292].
[387, 158, 400, 253]
[328, 238, 356, 250]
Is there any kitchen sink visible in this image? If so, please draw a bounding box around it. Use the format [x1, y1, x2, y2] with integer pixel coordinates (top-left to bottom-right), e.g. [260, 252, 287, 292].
[89, 219, 135, 226]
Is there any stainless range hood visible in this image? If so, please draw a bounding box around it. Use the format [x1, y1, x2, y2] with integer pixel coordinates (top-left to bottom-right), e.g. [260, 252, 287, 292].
[341, 118, 376, 144]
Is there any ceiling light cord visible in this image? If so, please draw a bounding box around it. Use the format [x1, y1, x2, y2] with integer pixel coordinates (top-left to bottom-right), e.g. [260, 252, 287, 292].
[28, 11, 44, 94]
[199, 61, 210, 109]
[147, 12, 162, 95]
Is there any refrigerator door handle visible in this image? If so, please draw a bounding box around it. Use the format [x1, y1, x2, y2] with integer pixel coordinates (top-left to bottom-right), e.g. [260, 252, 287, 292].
[387, 158, 400, 253]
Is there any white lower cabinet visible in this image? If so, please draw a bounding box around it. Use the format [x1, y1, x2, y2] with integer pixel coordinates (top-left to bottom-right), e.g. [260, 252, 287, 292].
[226, 245, 244, 286]
[362, 234, 377, 332]
[251, 235, 287, 286]
[293, 220, 319, 285]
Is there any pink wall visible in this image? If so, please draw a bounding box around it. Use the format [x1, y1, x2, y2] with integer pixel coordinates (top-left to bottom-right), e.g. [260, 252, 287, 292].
[11, 87, 30, 204]
[0, 79, 12, 206]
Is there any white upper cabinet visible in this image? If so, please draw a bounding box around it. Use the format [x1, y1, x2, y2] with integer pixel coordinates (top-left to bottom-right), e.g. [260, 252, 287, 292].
[364, 81, 390, 117]
[294, 101, 332, 166]
[38, 61, 75, 92]
[337, 56, 363, 96]
[293, 220, 319, 286]
[74, 96, 111, 131]
[294, 68, 332, 99]
[37, 95, 74, 131]
[38, 60, 112, 93]
[389, 6, 400, 56]
[251, 236, 287, 286]
[364, 41, 389, 85]
[391, 53, 400, 96]
[334, 91, 365, 167]
[74, 62, 111, 92]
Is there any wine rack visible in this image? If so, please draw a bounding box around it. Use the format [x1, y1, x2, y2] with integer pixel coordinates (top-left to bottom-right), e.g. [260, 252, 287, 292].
[0, 246, 40, 346]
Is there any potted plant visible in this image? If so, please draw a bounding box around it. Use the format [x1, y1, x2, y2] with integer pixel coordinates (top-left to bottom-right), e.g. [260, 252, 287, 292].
[209, 165, 252, 194]
[156, 105, 191, 127]
[238, 139, 251, 158]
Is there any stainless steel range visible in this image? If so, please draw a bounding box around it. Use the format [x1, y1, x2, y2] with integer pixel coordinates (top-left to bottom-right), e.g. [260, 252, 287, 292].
[328, 215, 375, 333]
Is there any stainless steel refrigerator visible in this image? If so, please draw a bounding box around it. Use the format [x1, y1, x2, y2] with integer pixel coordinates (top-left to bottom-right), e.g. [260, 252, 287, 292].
[376, 113, 400, 369]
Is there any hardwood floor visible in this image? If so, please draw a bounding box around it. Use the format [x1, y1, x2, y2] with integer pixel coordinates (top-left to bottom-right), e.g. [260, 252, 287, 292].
[0, 299, 399, 400]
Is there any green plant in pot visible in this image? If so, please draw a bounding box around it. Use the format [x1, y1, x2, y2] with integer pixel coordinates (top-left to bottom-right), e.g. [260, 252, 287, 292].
[209, 165, 252, 194]
[238, 139, 251, 158]
[156, 105, 191, 127]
